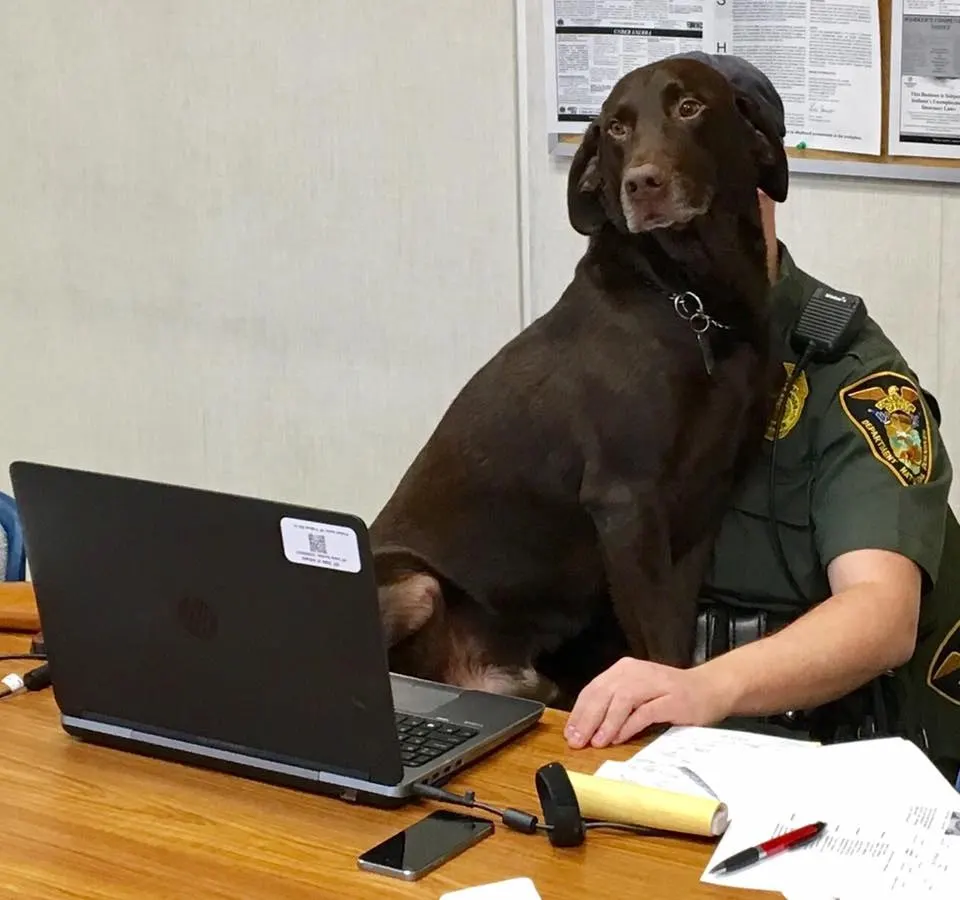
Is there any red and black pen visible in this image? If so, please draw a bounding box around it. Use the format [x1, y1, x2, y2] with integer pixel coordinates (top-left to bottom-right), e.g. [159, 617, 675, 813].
[709, 820, 827, 875]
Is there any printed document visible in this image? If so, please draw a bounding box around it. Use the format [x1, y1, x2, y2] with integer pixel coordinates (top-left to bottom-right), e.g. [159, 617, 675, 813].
[702, 800, 960, 897]
[594, 756, 719, 799]
[542, 1, 882, 156]
[543, 0, 706, 134]
[889, 0, 960, 159]
[600, 729, 960, 898]
[680, 734, 959, 897]
[704, 1, 882, 154]
[621, 725, 818, 822]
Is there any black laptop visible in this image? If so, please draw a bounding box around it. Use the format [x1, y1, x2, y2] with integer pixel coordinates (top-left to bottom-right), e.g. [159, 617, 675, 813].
[9, 461, 544, 807]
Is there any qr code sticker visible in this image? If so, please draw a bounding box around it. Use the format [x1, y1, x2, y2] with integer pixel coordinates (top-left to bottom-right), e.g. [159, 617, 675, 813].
[279, 517, 360, 573]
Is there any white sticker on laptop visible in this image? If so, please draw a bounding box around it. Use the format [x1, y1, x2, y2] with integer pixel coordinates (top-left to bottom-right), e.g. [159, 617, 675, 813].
[279, 517, 361, 572]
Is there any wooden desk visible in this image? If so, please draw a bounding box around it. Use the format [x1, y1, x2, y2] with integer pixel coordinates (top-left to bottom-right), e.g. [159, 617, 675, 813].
[0, 633, 774, 899]
[0, 580, 40, 631]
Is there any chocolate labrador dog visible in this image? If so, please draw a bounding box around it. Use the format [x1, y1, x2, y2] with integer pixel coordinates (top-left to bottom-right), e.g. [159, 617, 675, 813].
[370, 55, 787, 706]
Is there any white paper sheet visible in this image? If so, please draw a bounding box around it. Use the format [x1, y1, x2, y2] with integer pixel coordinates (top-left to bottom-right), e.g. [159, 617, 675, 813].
[889, 0, 960, 159]
[593, 757, 718, 799]
[631, 724, 818, 766]
[625, 726, 818, 822]
[441, 878, 542, 900]
[774, 736, 959, 807]
[702, 801, 960, 897]
[704, 0, 882, 155]
[543, 0, 707, 134]
[596, 730, 960, 897]
[697, 736, 960, 898]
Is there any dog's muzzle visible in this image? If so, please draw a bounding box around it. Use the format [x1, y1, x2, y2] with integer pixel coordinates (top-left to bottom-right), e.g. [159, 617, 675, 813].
[620, 163, 708, 231]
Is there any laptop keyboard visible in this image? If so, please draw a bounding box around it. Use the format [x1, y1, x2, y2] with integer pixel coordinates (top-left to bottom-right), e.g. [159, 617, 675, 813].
[395, 712, 479, 768]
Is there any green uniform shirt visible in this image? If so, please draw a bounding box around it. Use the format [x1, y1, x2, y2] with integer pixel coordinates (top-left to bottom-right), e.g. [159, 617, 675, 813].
[703, 243, 960, 776]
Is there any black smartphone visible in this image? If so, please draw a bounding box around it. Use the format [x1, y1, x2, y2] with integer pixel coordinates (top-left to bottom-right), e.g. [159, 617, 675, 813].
[357, 810, 494, 881]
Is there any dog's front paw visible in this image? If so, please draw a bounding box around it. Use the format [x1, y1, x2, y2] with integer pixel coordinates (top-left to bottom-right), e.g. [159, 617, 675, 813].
[456, 665, 559, 705]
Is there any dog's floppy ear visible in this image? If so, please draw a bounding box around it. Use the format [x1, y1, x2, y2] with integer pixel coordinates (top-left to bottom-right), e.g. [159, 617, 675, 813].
[567, 120, 607, 235]
[735, 92, 789, 203]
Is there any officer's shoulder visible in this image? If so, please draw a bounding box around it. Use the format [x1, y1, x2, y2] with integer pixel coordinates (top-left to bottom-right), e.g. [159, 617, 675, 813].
[842, 315, 914, 377]
[791, 279, 946, 443]
[790, 271, 922, 392]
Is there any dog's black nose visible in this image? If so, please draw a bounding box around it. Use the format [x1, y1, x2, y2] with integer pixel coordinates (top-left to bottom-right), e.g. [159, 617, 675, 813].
[623, 164, 665, 197]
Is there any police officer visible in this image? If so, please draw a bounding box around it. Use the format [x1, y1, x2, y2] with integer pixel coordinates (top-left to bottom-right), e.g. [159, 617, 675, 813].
[557, 53, 960, 786]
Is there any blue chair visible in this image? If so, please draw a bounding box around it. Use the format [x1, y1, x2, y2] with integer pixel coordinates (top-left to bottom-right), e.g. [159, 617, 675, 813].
[0, 490, 26, 582]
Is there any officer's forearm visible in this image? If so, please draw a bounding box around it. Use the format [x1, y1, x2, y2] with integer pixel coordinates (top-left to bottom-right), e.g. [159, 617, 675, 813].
[695, 575, 919, 718]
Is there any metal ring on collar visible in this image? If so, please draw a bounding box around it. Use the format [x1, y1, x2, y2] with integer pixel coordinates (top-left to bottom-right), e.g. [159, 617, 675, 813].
[673, 291, 703, 319]
[689, 312, 711, 334]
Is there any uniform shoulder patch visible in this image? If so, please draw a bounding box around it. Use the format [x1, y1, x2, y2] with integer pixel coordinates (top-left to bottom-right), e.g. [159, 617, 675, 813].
[928, 618, 960, 707]
[838, 370, 933, 486]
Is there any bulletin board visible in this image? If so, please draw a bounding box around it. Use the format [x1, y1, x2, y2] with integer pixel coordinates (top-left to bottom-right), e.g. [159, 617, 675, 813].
[548, 1, 960, 186]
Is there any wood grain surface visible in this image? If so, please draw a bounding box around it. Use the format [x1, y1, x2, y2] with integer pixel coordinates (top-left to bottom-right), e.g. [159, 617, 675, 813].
[0, 582, 40, 632]
[0, 632, 777, 899]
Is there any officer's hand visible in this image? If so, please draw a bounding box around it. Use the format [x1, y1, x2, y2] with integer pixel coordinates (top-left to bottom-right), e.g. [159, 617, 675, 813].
[563, 657, 728, 749]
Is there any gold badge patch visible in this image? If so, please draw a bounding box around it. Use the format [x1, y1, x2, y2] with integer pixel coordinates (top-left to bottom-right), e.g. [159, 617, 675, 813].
[765, 362, 809, 441]
[838, 371, 932, 486]
[927, 618, 960, 707]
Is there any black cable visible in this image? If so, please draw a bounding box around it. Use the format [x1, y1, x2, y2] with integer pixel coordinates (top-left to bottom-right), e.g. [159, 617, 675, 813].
[768, 342, 817, 604]
[23, 663, 51, 692]
[412, 782, 543, 834]
[0, 662, 51, 699]
[0, 634, 50, 699]
[411, 782, 662, 839]
[582, 820, 658, 836]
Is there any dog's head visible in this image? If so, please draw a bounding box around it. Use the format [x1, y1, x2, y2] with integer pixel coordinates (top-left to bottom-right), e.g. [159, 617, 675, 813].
[567, 55, 788, 236]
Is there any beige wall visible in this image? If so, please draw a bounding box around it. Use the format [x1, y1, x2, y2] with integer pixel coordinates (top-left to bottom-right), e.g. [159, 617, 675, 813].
[1, 0, 958, 523]
[0, 0, 523, 522]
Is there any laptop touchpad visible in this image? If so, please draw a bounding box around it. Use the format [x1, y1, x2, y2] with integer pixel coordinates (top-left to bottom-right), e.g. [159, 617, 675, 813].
[391, 678, 460, 714]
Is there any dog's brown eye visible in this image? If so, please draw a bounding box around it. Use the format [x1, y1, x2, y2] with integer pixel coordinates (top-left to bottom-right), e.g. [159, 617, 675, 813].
[677, 98, 703, 119]
[607, 120, 629, 139]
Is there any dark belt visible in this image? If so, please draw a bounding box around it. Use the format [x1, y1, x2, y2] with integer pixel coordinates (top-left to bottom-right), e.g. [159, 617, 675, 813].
[694, 603, 787, 666]
[695, 602, 909, 745]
